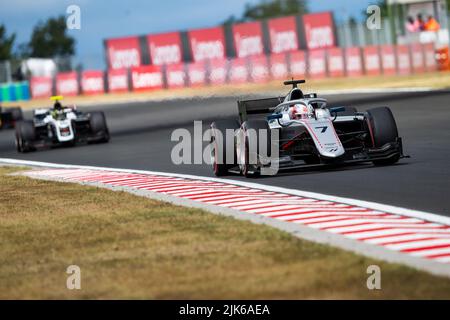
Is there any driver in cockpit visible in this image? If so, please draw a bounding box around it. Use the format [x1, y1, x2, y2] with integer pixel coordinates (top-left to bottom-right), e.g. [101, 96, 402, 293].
[288, 103, 314, 120]
[51, 101, 65, 118]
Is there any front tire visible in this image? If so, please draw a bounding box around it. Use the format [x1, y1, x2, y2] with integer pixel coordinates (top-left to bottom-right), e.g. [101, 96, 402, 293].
[367, 107, 400, 166]
[15, 121, 36, 153]
[237, 120, 271, 177]
[210, 119, 240, 176]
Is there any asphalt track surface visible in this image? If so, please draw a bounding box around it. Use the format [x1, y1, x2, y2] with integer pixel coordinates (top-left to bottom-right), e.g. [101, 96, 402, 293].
[1, 90, 449, 216]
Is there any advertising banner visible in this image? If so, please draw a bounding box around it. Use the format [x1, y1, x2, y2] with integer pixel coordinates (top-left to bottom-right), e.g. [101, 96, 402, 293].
[106, 36, 142, 70]
[147, 32, 183, 66]
[81, 70, 104, 95]
[56, 72, 78, 96]
[187, 62, 207, 87]
[302, 12, 336, 50]
[380, 45, 397, 75]
[423, 43, 437, 71]
[209, 59, 228, 85]
[289, 50, 306, 78]
[228, 58, 249, 84]
[270, 53, 289, 80]
[166, 63, 186, 89]
[345, 47, 363, 77]
[233, 21, 264, 58]
[308, 49, 327, 78]
[410, 43, 425, 73]
[250, 55, 270, 83]
[107, 69, 128, 93]
[131, 65, 163, 91]
[188, 27, 226, 62]
[396, 44, 411, 75]
[327, 47, 344, 77]
[30, 76, 53, 98]
[268, 16, 299, 54]
[363, 46, 381, 76]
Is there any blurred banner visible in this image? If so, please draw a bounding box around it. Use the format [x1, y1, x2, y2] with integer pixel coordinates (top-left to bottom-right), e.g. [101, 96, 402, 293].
[147, 32, 183, 66]
[308, 49, 327, 78]
[81, 70, 105, 95]
[106, 36, 142, 70]
[270, 53, 289, 80]
[327, 47, 345, 77]
[188, 27, 226, 62]
[56, 72, 79, 96]
[268, 16, 299, 54]
[363, 46, 381, 76]
[250, 55, 270, 83]
[411, 43, 425, 73]
[232, 21, 265, 58]
[396, 45, 412, 75]
[187, 62, 207, 87]
[302, 11, 336, 50]
[166, 63, 186, 89]
[209, 58, 228, 85]
[30, 76, 53, 98]
[107, 69, 129, 93]
[289, 50, 307, 78]
[131, 65, 163, 91]
[345, 47, 363, 77]
[380, 45, 397, 75]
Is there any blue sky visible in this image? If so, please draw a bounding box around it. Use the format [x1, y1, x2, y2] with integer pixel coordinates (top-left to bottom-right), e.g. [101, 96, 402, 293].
[0, 0, 375, 68]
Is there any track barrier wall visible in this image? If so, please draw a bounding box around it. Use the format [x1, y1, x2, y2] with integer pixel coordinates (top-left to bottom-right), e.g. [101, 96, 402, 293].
[24, 11, 442, 100]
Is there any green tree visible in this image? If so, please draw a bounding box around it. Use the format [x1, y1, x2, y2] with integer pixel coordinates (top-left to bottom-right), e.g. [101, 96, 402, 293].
[243, 0, 308, 20]
[28, 16, 75, 58]
[0, 24, 16, 60]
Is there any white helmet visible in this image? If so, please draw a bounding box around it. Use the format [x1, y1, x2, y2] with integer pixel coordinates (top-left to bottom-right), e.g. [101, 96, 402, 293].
[289, 104, 313, 119]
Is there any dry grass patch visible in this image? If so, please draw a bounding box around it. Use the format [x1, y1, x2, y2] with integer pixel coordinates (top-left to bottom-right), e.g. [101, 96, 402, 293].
[0, 166, 450, 299]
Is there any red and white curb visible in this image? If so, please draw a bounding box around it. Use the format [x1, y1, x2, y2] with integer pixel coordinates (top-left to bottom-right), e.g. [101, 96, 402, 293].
[2, 158, 450, 277]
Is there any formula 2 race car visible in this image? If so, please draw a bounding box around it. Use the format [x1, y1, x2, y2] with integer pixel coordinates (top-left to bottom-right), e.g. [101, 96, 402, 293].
[0, 105, 23, 129]
[15, 96, 110, 153]
[210, 79, 407, 177]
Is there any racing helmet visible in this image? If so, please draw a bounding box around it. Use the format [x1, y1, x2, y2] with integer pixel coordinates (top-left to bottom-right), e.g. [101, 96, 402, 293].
[289, 103, 313, 119]
[54, 102, 63, 111]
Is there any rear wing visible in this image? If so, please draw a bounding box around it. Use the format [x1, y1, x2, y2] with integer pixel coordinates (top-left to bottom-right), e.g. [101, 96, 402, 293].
[237, 97, 282, 122]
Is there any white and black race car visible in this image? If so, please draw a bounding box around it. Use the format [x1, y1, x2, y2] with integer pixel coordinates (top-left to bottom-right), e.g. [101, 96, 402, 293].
[15, 96, 109, 153]
[210, 79, 407, 177]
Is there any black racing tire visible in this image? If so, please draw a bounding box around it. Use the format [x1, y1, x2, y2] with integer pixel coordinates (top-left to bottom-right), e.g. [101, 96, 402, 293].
[9, 107, 23, 122]
[15, 120, 36, 153]
[239, 120, 271, 177]
[367, 107, 400, 166]
[89, 111, 110, 143]
[210, 119, 240, 176]
[328, 106, 357, 116]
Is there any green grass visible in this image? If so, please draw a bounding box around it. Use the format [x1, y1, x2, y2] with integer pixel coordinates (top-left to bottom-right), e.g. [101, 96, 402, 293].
[1, 166, 450, 299]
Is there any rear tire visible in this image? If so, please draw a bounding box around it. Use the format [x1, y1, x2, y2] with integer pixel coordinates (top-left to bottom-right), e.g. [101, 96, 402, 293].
[238, 120, 271, 177]
[15, 121, 35, 153]
[210, 119, 240, 176]
[89, 112, 110, 143]
[367, 107, 400, 166]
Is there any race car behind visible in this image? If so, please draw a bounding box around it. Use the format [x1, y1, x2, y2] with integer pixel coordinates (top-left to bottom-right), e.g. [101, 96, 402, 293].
[15, 96, 109, 152]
